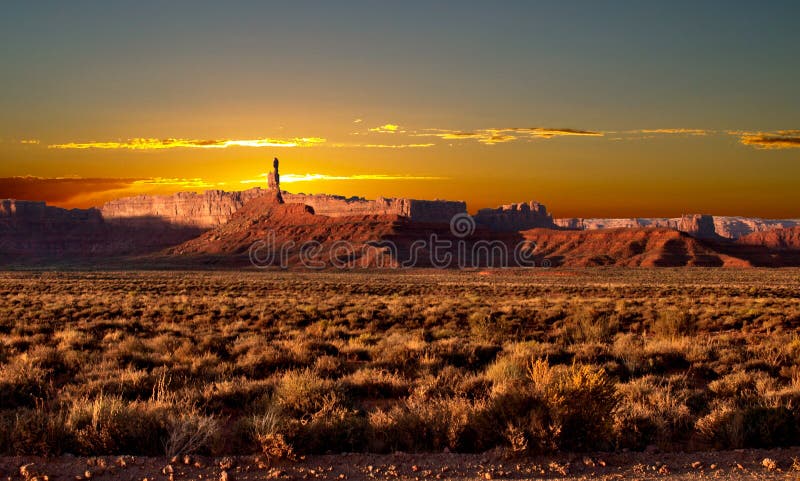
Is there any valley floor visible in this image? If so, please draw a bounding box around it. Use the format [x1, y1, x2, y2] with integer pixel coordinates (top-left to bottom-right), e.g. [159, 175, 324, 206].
[1, 269, 800, 467]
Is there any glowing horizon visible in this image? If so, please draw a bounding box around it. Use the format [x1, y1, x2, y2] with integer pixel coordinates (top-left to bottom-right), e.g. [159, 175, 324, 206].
[1, 2, 799, 218]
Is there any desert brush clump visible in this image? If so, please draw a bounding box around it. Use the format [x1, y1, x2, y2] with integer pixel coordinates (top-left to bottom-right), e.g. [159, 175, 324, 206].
[0, 269, 799, 455]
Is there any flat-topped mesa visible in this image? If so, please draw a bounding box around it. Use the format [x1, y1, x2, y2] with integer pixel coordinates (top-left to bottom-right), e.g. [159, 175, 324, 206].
[100, 188, 266, 228]
[554, 214, 800, 240]
[713, 216, 800, 239]
[281, 192, 466, 222]
[98, 188, 466, 228]
[473, 200, 556, 232]
[553, 215, 720, 238]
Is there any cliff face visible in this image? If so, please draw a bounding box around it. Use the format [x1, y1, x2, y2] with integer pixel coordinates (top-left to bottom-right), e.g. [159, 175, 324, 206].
[714, 217, 800, 239]
[99, 188, 466, 227]
[100, 188, 266, 228]
[474, 201, 556, 232]
[737, 226, 800, 250]
[1, 199, 103, 226]
[555, 215, 800, 240]
[280, 192, 466, 223]
[554, 217, 676, 230]
[0, 199, 202, 258]
[677, 214, 719, 240]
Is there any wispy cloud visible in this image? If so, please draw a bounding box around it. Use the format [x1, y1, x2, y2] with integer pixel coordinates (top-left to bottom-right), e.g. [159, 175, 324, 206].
[362, 143, 434, 149]
[635, 128, 709, 136]
[368, 124, 403, 134]
[414, 127, 603, 145]
[20, 139, 40, 144]
[48, 137, 326, 150]
[733, 130, 800, 149]
[240, 173, 446, 184]
[353, 118, 363, 124]
[132, 178, 223, 188]
[327, 142, 434, 149]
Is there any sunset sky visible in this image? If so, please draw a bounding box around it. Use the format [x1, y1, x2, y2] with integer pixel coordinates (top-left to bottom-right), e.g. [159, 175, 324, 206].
[1, 1, 799, 217]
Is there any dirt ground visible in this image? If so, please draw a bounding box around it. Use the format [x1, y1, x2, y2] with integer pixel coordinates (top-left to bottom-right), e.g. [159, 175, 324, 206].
[3, 448, 800, 481]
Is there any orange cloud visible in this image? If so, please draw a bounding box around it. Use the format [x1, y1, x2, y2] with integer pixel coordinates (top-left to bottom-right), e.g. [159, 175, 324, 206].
[505, 127, 604, 138]
[132, 178, 222, 188]
[368, 124, 403, 133]
[48, 137, 326, 150]
[362, 143, 434, 148]
[735, 130, 800, 149]
[636, 128, 709, 136]
[327, 142, 434, 148]
[414, 127, 602, 144]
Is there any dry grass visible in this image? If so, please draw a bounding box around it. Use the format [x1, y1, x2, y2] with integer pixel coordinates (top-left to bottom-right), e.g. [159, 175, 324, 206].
[0, 269, 799, 455]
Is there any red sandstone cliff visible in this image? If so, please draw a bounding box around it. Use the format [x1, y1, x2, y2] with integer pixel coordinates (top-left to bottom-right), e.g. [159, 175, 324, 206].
[281, 192, 466, 222]
[100, 188, 266, 228]
[98, 188, 465, 228]
[737, 226, 800, 250]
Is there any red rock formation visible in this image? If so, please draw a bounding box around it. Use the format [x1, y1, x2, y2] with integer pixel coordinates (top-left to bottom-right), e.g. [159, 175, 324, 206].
[555, 215, 800, 240]
[267, 157, 284, 203]
[520, 227, 749, 267]
[714, 217, 800, 239]
[474, 201, 555, 231]
[737, 226, 800, 249]
[99, 187, 465, 228]
[100, 188, 266, 228]
[164, 194, 753, 268]
[166, 193, 404, 266]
